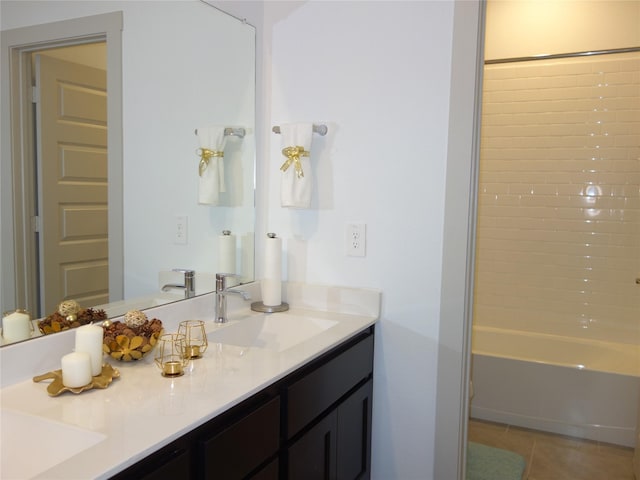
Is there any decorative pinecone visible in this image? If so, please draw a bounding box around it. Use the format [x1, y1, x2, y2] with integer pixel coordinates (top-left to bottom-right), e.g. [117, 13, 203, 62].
[78, 307, 107, 323]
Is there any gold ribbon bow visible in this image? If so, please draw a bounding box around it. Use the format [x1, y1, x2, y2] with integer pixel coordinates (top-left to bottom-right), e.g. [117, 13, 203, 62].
[280, 146, 309, 179]
[197, 148, 224, 177]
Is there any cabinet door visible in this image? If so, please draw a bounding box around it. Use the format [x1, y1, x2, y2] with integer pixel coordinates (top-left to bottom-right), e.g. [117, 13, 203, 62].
[337, 379, 373, 480]
[288, 411, 338, 480]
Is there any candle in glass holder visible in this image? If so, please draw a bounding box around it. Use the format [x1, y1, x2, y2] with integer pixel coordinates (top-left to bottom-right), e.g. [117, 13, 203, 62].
[178, 320, 208, 359]
[155, 333, 189, 377]
[61, 352, 92, 388]
[75, 324, 104, 376]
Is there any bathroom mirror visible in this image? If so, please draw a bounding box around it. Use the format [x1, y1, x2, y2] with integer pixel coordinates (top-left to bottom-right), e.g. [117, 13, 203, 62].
[0, 1, 256, 345]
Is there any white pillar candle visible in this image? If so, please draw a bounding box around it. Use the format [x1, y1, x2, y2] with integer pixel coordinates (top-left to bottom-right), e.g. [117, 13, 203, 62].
[61, 352, 92, 388]
[2, 310, 31, 343]
[75, 324, 104, 376]
[262, 233, 282, 307]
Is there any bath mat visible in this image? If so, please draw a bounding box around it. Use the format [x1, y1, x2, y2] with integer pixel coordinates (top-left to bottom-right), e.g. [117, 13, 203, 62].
[466, 441, 526, 480]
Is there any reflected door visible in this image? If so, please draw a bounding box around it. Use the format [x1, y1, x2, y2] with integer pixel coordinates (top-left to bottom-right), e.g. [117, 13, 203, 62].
[35, 54, 109, 314]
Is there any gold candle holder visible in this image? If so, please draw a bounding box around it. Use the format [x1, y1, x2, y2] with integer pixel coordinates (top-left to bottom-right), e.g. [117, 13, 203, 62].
[154, 333, 189, 377]
[178, 320, 208, 359]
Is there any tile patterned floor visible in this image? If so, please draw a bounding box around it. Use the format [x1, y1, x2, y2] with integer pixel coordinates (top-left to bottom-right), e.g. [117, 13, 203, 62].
[468, 418, 636, 480]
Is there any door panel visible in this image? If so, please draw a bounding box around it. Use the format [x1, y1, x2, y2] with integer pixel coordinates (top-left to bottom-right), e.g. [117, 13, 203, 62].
[36, 54, 108, 313]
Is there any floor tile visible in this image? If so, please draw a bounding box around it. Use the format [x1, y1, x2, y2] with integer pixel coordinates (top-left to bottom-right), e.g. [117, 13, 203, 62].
[468, 419, 635, 480]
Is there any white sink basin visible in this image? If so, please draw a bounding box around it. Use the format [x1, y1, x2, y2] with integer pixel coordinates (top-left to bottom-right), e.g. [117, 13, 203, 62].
[207, 314, 338, 352]
[0, 409, 106, 479]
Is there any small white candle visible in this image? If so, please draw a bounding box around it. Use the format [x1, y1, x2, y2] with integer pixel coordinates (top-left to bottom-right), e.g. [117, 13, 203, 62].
[2, 310, 31, 343]
[61, 352, 92, 388]
[75, 324, 104, 376]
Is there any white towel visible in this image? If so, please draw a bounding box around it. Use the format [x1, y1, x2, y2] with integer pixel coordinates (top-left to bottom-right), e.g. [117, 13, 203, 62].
[197, 126, 227, 205]
[280, 123, 313, 208]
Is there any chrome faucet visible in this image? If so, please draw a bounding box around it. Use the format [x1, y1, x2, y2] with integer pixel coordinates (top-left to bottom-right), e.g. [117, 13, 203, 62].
[215, 273, 250, 323]
[161, 269, 196, 298]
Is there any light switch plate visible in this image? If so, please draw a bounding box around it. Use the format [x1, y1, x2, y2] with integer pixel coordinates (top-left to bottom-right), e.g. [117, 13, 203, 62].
[175, 215, 188, 244]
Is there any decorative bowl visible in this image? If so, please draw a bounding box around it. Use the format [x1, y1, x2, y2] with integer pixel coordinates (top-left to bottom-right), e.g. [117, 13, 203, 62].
[102, 318, 163, 361]
[38, 307, 107, 335]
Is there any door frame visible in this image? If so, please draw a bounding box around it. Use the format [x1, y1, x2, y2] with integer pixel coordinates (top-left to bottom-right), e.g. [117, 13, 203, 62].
[433, 1, 485, 479]
[1, 12, 123, 315]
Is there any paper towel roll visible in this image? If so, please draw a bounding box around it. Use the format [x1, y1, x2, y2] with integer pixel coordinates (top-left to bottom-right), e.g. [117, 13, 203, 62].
[262, 233, 282, 306]
[218, 230, 236, 274]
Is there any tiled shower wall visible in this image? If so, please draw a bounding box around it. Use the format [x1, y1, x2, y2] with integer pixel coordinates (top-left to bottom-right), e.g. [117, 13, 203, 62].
[474, 52, 639, 346]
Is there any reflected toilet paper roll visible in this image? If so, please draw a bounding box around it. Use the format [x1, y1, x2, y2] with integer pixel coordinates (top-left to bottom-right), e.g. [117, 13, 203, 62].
[218, 230, 236, 274]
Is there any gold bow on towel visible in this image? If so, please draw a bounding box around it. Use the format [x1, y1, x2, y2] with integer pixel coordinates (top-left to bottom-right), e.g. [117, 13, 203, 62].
[280, 146, 309, 179]
[197, 147, 224, 177]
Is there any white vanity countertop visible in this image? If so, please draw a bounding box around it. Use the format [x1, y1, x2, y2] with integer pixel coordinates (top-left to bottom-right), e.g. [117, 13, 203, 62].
[0, 283, 380, 480]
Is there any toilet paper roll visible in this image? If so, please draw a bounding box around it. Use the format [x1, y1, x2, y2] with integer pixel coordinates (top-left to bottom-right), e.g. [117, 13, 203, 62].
[218, 230, 236, 274]
[262, 233, 282, 306]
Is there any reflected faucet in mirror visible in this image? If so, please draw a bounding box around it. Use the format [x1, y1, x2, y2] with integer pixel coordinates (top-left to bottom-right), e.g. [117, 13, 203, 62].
[161, 269, 196, 299]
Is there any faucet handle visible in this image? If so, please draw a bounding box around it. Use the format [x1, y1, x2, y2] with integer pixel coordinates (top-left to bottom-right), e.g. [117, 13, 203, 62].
[215, 272, 240, 292]
[173, 268, 195, 278]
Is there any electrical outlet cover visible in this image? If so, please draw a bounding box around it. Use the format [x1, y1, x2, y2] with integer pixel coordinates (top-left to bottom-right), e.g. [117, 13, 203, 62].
[346, 223, 366, 257]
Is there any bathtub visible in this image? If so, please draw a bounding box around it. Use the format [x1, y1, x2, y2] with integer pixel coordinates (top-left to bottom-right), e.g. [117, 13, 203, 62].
[470, 326, 640, 447]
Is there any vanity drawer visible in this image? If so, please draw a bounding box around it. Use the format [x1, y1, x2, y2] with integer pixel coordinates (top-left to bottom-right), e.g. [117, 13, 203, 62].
[199, 395, 280, 479]
[286, 332, 374, 438]
[109, 436, 191, 480]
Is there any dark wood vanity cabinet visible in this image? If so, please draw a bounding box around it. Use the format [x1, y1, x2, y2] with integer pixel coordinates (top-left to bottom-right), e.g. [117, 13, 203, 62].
[285, 332, 374, 480]
[110, 326, 374, 480]
[287, 380, 373, 480]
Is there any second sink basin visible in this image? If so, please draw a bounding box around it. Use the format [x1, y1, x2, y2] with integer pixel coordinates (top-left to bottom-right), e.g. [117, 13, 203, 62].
[207, 313, 338, 352]
[1, 409, 106, 479]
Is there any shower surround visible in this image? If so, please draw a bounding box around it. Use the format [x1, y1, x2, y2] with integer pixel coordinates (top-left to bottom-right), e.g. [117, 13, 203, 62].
[474, 51, 639, 346]
[471, 51, 639, 446]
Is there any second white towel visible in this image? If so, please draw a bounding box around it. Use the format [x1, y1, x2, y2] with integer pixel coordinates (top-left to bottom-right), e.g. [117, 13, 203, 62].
[279, 123, 313, 208]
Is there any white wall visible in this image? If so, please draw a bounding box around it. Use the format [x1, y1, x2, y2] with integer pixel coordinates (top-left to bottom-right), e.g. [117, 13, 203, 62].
[485, 0, 640, 60]
[262, 2, 457, 478]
